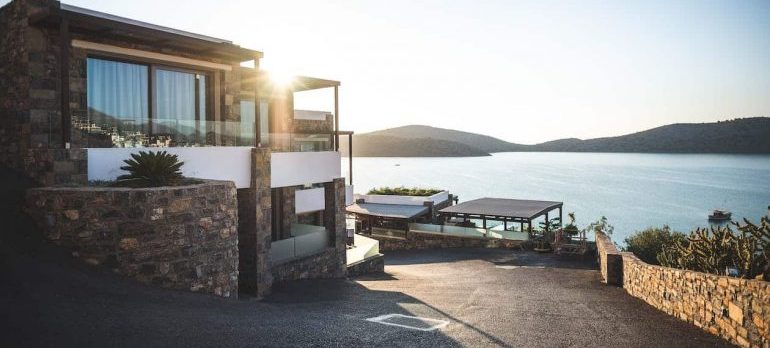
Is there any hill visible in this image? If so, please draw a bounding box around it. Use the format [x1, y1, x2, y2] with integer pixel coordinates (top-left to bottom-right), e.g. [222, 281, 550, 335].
[342, 134, 490, 157]
[530, 118, 770, 153]
[345, 118, 770, 156]
[366, 125, 525, 153]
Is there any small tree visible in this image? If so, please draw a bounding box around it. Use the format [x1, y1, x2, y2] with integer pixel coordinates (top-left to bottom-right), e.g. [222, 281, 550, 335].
[563, 212, 579, 236]
[585, 216, 614, 236]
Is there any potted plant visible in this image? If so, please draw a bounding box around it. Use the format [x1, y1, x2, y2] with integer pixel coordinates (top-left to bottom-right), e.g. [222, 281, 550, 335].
[563, 212, 579, 239]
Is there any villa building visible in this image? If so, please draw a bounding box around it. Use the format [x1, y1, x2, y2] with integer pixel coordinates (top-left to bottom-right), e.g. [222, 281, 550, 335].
[0, 0, 357, 297]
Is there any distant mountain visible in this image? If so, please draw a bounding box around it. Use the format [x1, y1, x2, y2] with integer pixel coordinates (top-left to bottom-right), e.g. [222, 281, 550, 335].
[530, 118, 770, 153]
[366, 125, 526, 153]
[343, 134, 489, 157]
[344, 118, 770, 157]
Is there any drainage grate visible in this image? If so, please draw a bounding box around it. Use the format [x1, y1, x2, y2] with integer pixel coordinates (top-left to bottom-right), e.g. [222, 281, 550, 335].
[366, 314, 449, 331]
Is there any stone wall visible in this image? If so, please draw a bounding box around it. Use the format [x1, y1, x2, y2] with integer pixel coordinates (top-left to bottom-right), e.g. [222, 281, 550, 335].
[596, 231, 770, 347]
[370, 231, 523, 251]
[595, 231, 623, 285]
[237, 147, 272, 298]
[25, 180, 240, 298]
[271, 247, 345, 283]
[346, 253, 385, 277]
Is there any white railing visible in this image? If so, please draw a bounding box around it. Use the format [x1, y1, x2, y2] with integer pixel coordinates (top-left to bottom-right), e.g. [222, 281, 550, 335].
[408, 223, 529, 241]
[271, 151, 342, 188]
[269, 223, 330, 265]
[346, 234, 380, 265]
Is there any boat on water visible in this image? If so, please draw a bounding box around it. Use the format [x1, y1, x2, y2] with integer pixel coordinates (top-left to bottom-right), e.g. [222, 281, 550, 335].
[708, 209, 732, 221]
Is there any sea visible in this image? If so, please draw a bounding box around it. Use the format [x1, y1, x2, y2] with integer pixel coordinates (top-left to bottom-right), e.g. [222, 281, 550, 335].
[344, 152, 770, 244]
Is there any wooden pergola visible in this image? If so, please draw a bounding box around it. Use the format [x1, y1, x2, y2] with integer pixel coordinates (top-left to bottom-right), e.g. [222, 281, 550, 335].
[438, 198, 563, 235]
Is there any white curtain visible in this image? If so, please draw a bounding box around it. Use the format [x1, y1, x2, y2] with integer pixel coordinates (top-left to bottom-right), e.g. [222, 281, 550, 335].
[87, 58, 149, 132]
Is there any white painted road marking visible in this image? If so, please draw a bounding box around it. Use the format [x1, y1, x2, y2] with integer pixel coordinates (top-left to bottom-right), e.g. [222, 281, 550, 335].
[495, 265, 545, 269]
[365, 314, 449, 331]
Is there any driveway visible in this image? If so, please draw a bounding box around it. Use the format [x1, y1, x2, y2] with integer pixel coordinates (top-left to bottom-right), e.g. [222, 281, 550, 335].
[0, 240, 731, 347]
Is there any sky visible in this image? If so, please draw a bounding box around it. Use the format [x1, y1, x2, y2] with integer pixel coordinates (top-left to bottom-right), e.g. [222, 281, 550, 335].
[7, 0, 770, 144]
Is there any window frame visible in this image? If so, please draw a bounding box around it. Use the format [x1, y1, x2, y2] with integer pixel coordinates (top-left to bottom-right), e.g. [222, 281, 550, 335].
[84, 53, 217, 147]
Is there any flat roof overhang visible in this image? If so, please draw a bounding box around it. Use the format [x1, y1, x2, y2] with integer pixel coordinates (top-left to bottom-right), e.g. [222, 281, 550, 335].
[346, 203, 429, 220]
[439, 198, 563, 222]
[30, 3, 263, 62]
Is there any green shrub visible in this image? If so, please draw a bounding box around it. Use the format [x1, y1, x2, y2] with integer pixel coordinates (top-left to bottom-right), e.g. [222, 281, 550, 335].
[367, 186, 442, 196]
[623, 226, 687, 265]
[115, 151, 185, 188]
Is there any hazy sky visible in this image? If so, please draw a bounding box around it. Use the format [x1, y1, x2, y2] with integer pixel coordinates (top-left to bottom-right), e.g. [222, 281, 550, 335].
[8, 0, 770, 144]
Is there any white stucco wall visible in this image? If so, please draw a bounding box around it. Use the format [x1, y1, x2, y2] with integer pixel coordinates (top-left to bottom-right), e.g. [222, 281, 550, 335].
[354, 191, 449, 206]
[271, 151, 341, 188]
[87, 147, 253, 188]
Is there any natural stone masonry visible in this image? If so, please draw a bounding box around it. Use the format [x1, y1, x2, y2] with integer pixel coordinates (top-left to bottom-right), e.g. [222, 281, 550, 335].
[596, 231, 770, 347]
[237, 147, 273, 298]
[25, 180, 239, 298]
[271, 248, 344, 283]
[346, 253, 385, 277]
[370, 231, 523, 251]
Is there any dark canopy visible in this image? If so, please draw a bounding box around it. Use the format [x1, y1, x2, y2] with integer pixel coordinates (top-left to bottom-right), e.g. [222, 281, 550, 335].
[439, 198, 562, 221]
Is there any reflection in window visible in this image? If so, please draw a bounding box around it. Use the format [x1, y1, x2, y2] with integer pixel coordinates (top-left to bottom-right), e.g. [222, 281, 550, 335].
[239, 100, 256, 146]
[85, 58, 149, 148]
[153, 69, 204, 147]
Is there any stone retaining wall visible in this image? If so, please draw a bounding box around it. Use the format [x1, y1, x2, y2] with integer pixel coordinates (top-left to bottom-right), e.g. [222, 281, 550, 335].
[370, 231, 523, 251]
[25, 180, 239, 298]
[596, 231, 770, 347]
[271, 247, 346, 283]
[347, 253, 385, 277]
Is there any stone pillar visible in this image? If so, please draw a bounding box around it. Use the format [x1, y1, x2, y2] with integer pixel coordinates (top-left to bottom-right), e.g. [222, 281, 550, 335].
[237, 147, 273, 298]
[324, 177, 347, 277]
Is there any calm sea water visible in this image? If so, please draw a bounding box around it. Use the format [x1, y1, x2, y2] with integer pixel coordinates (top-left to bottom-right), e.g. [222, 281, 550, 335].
[344, 153, 770, 244]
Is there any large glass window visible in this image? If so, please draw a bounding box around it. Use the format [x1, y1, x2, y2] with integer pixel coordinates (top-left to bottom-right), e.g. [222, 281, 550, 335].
[83, 57, 214, 148]
[153, 68, 207, 147]
[84, 58, 149, 148]
[239, 99, 256, 146]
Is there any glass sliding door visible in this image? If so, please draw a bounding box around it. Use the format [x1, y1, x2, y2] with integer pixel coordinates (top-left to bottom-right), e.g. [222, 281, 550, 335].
[85, 58, 149, 148]
[154, 68, 207, 147]
[239, 99, 256, 146]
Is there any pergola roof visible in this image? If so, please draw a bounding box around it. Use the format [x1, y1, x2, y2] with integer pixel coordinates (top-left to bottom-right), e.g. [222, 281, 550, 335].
[346, 203, 428, 220]
[439, 198, 563, 220]
[30, 3, 262, 61]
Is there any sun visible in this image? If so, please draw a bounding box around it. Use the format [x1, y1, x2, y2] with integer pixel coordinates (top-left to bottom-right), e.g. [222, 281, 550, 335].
[267, 70, 295, 88]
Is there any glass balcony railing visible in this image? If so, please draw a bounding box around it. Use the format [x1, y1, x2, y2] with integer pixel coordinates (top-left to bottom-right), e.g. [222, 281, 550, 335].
[74, 113, 337, 152]
[269, 223, 331, 265]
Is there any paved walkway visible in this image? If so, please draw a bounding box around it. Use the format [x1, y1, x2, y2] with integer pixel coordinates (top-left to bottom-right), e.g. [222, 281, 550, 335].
[0, 239, 731, 347]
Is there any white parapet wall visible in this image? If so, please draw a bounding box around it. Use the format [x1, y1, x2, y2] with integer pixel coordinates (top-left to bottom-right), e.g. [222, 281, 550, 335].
[355, 191, 449, 206]
[271, 151, 342, 188]
[345, 185, 354, 206]
[87, 147, 253, 188]
[295, 187, 325, 214]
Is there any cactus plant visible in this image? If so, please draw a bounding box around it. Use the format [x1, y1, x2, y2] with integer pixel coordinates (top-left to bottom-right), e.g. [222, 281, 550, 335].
[655, 213, 769, 280]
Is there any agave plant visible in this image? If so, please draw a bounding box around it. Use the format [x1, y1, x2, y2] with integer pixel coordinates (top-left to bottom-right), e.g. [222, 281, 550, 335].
[115, 151, 184, 187]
